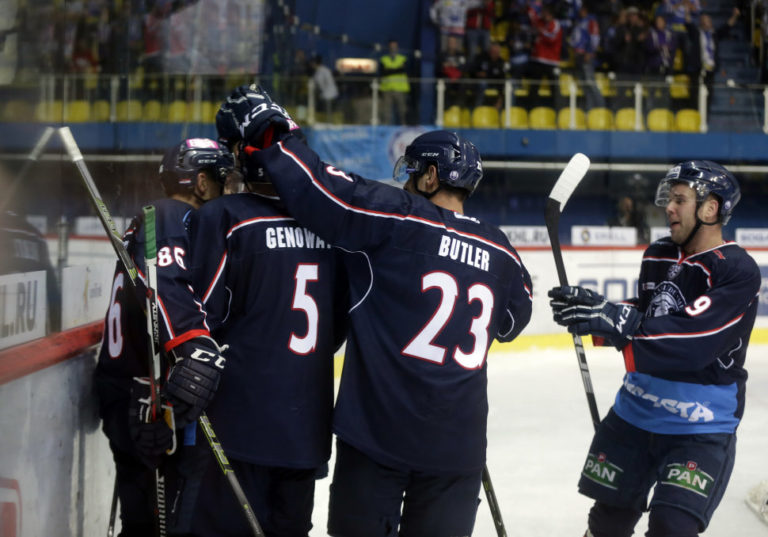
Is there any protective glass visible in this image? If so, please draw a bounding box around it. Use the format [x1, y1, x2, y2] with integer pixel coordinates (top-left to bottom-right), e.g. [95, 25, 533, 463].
[392, 155, 423, 184]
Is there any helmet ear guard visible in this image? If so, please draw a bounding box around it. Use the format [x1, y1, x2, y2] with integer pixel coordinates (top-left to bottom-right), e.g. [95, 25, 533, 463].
[654, 160, 740, 225]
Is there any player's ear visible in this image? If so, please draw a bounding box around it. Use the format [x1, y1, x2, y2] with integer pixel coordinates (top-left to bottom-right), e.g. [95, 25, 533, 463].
[701, 195, 720, 223]
[426, 164, 439, 191]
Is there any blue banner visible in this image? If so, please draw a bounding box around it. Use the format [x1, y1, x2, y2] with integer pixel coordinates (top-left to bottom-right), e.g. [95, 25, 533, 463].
[305, 125, 430, 180]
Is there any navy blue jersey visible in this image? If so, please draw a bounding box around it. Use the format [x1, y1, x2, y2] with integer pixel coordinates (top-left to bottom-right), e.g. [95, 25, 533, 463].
[255, 136, 533, 474]
[94, 198, 208, 433]
[186, 192, 348, 468]
[614, 238, 761, 434]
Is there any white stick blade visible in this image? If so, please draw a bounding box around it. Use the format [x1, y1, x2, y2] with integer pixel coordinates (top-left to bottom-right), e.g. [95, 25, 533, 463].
[549, 153, 590, 211]
[57, 126, 84, 162]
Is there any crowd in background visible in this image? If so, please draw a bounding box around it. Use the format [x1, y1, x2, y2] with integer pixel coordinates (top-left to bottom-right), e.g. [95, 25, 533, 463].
[434, 0, 751, 111]
[4, 0, 768, 124]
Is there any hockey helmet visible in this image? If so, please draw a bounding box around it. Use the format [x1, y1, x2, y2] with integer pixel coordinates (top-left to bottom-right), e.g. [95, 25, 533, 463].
[159, 138, 234, 190]
[393, 130, 483, 196]
[654, 160, 740, 224]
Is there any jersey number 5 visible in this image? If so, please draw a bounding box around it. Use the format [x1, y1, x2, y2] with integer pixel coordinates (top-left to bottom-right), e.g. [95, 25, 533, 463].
[289, 263, 319, 355]
[402, 271, 494, 369]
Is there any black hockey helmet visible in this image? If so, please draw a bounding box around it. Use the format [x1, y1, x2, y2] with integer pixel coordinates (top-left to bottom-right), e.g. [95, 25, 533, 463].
[159, 138, 234, 191]
[654, 160, 740, 225]
[393, 130, 483, 196]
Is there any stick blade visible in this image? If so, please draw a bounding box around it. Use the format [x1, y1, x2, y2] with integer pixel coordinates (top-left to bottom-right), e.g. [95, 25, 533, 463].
[549, 153, 590, 210]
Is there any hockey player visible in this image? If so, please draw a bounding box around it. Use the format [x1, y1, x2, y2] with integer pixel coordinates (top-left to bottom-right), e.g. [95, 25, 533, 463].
[163, 104, 349, 537]
[222, 85, 533, 537]
[94, 138, 233, 537]
[549, 161, 761, 537]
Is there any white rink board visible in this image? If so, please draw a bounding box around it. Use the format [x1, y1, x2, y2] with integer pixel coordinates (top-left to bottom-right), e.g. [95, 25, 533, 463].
[49, 238, 768, 334]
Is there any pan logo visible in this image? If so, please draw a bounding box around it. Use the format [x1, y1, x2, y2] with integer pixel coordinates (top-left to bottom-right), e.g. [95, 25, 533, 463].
[0, 477, 21, 537]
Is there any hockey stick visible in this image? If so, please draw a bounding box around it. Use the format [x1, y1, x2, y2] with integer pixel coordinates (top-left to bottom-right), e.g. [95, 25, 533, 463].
[482, 465, 507, 537]
[0, 126, 55, 213]
[544, 153, 601, 431]
[58, 126, 265, 537]
[106, 478, 118, 537]
[142, 205, 169, 537]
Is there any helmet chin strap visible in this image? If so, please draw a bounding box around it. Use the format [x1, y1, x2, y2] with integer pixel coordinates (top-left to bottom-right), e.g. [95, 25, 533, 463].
[676, 202, 719, 248]
[415, 184, 441, 199]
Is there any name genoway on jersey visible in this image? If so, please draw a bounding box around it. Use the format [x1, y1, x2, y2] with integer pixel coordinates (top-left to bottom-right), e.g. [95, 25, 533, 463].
[438, 235, 490, 272]
[266, 226, 333, 249]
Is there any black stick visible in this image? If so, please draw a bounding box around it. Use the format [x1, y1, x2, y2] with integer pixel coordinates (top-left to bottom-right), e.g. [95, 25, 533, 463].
[544, 153, 600, 431]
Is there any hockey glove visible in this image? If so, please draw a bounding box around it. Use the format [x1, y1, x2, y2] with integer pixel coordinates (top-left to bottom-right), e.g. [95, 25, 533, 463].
[548, 285, 642, 350]
[216, 84, 299, 149]
[128, 377, 174, 469]
[163, 336, 227, 428]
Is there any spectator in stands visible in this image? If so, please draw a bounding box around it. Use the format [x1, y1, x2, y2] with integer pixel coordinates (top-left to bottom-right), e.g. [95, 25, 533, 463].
[645, 14, 676, 77]
[526, 4, 563, 108]
[644, 13, 677, 110]
[686, 7, 741, 116]
[438, 34, 469, 107]
[379, 39, 411, 124]
[569, 4, 605, 109]
[465, 0, 495, 64]
[430, 0, 482, 53]
[605, 6, 648, 107]
[470, 41, 509, 109]
[607, 195, 649, 244]
[310, 54, 339, 122]
[506, 18, 533, 80]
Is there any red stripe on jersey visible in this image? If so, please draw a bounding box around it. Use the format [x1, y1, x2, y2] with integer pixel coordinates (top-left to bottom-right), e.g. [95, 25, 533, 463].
[165, 329, 211, 352]
[202, 251, 228, 304]
[622, 342, 636, 372]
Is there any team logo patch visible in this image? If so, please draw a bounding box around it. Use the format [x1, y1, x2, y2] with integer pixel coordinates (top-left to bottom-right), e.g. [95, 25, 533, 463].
[582, 452, 623, 490]
[667, 264, 683, 280]
[648, 281, 686, 317]
[661, 462, 713, 497]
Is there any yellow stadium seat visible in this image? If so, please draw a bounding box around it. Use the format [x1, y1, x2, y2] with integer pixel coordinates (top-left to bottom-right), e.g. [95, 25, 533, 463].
[2, 100, 33, 121]
[670, 74, 691, 100]
[615, 107, 642, 131]
[595, 72, 617, 97]
[647, 108, 675, 132]
[529, 106, 556, 129]
[587, 107, 613, 130]
[64, 100, 91, 122]
[190, 101, 217, 123]
[558, 73, 583, 97]
[143, 100, 163, 121]
[537, 78, 552, 98]
[557, 107, 586, 129]
[472, 106, 500, 128]
[116, 100, 143, 121]
[444, 106, 463, 128]
[167, 100, 189, 123]
[34, 100, 63, 122]
[91, 100, 110, 121]
[505, 106, 528, 128]
[513, 78, 530, 98]
[676, 109, 701, 132]
[672, 49, 684, 72]
[460, 107, 471, 127]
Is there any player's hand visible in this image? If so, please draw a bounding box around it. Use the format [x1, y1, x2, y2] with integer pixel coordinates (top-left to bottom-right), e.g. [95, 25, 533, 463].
[129, 377, 174, 469]
[216, 84, 298, 149]
[548, 285, 642, 350]
[163, 336, 227, 428]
